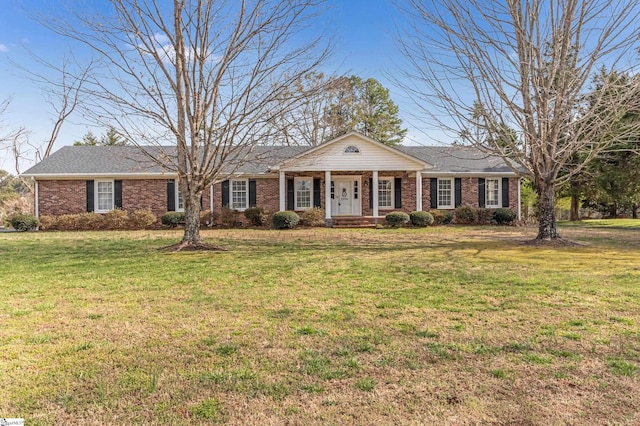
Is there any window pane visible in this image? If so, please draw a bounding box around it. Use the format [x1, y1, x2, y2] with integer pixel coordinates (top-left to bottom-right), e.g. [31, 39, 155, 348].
[438, 179, 452, 207]
[378, 179, 392, 208]
[231, 180, 247, 209]
[296, 179, 311, 209]
[486, 179, 500, 207]
[177, 188, 184, 210]
[97, 181, 113, 211]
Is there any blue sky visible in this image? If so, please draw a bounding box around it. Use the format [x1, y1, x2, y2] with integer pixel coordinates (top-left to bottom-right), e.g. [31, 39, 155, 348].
[0, 1, 437, 172]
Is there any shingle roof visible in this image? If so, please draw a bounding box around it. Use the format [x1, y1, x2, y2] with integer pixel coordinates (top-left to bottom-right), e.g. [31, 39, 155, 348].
[22, 144, 517, 176]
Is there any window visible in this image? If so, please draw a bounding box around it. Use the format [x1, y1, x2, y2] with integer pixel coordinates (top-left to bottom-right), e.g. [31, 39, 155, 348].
[231, 180, 248, 210]
[353, 180, 359, 200]
[486, 178, 500, 207]
[295, 178, 312, 210]
[378, 178, 393, 209]
[176, 186, 185, 211]
[96, 180, 114, 212]
[343, 145, 360, 154]
[438, 178, 453, 209]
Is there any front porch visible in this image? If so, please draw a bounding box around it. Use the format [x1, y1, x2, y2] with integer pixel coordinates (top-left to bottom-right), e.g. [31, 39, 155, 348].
[329, 215, 384, 228]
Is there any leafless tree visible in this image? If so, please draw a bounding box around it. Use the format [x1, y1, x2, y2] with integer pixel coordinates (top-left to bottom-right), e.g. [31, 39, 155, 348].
[396, 0, 640, 240]
[39, 0, 330, 249]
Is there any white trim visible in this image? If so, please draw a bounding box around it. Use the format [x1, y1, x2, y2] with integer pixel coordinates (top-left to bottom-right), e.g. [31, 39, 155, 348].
[279, 171, 286, 211]
[229, 179, 249, 211]
[210, 184, 214, 212]
[377, 176, 394, 210]
[294, 176, 313, 211]
[175, 182, 185, 212]
[34, 181, 39, 219]
[372, 171, 379, 217]
[437, 178, 454, 209]
[485, 178, 501, 208]
[416, 172, 422, 211]
[325, 171, 331, 220]
[517, 178, 522, 221]
[95, 180, 115, 213]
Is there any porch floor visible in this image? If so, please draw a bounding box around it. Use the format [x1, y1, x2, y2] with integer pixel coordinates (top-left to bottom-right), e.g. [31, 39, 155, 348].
[330, 216, 384, 228]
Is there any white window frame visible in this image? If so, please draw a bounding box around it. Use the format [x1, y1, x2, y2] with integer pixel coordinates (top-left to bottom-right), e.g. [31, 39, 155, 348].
[437, 178, 454, 209]
[95, 180, 114, 213]
[176, 184, 185, 212]
[343, 145, 361, 154]
[230, 179, 248, 210]
[378, 177, 394, 210]
[294, 177, 312, 211]
[485, 178, 501, 208]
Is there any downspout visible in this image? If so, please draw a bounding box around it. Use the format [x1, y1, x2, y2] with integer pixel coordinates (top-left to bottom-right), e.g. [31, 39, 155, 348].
[210, 184, 214, 212]
[34, 180, 39, 219]
[517, 178, 522, 221]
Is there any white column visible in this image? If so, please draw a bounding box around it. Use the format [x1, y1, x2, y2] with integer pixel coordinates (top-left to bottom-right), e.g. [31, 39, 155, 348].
[372, 171, 379, 217]
[34, 181, 39, 218]
[416, 172, 422, 211]
[209, 184, 214, 212]
[279, 171, 286, 211]
[325, 170, 332, 220]
[517, 177, 522, 221]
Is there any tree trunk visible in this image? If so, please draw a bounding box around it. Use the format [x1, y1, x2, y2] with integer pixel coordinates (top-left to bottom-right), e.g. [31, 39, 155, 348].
[570, 193, 580, 222]
[536, 181, 560, 240]
[633, 204, 638, 219]
[181, 191, 202, 246]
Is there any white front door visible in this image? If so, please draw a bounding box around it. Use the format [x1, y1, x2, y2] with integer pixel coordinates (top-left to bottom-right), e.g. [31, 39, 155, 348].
[330, 177, 362, 216]
[336, 180, 352, 215]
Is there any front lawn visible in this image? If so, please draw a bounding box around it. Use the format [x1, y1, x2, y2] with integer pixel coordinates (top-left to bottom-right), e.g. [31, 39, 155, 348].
[1, 226, 639, 424]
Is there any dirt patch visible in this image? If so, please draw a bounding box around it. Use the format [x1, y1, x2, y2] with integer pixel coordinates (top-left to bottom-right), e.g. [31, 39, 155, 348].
[159, 242, 226, 252]
[522, 237, 582, 247]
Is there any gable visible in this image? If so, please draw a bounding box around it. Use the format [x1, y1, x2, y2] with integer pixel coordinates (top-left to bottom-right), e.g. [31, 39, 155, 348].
[276, 133, 429, 172]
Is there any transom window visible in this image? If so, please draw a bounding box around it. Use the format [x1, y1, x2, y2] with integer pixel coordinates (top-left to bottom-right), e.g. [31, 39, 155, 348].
[438, 178, 453, 209]
[231, 180, 248, 210]
[486, 178, 500, 207]
[378, 178, 393, 209]
[96, 180, 114, 212]
[295, 178, 312, 210]
[343, 145, 360, 154]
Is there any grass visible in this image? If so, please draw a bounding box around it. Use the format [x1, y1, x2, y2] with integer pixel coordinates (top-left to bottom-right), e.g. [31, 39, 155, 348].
[1, 225, 640, 424]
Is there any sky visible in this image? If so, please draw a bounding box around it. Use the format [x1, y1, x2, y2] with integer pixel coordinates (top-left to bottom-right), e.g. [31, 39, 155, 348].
[0, 0, 445, 173]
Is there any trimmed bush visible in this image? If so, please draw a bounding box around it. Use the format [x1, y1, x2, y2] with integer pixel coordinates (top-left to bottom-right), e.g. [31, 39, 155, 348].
[219, 207, 240, 228]
[161, 211, 185, 228]
[76, 213, 106, 230]
[477, 208, 494, 225]
[430, 210, 454, 225]
[454, 204, 478, 225]
[300, 208, 326, 227]
[37, 215, 56, 231]
[104, 209, 129, 230]
[244, 206, 266, 226]
[272, 211, 300, 229]
[10, 214, 38, 231]
[200, 210, 220, 227]
[494, 208, 517, 224]
[385, 211, 410, 227]
[410, 211, 434, 227]
[130, 209, 158, 229]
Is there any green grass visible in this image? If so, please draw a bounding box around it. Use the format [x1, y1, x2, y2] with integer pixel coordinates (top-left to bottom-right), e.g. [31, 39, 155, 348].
[560, 218, 640, 229]
[1, 226, 640, 424]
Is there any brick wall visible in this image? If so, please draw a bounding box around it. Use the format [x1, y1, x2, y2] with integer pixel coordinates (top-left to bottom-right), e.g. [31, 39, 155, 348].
[38, 180, 86, 216]
[422, 176, 520, 214]
[122, 179, 167, 217]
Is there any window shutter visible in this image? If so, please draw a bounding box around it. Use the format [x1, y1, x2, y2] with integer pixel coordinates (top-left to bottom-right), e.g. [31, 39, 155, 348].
[86, 180, 94, 212]
[394, 177, 402, 208]
[221, 180, 229, 207]
[167, 179, 175, 211]
[114, 180, 123, 209]
[454, 178, 462, 207]
[287, 179, 294, 210]
[478, 178, 486, 208]
[502, 178, 510, 207]
[313, 178, 321, 208]
[249, 179, 257, 207]
[369, 178, 373, 209]
[200, 195, 203, 208]
[430, 178, 437, 209]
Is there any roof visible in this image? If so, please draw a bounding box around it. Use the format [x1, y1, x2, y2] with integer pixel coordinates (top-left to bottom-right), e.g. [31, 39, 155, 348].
[22, 142, 518, 178]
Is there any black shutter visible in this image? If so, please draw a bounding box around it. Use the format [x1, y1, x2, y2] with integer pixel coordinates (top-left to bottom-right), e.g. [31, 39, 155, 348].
[478, 178, 486, 208]
[114, 180, 123, 209]
[167, 179, 175, 211]
[394, 177, 402, 209]
[86, 180, 94, 212]
[249, 179, 257, 207]
[430, 178, 438, 209]
[502, 178, 510, 208]
[313, 178, 321, 208]
[200, 195, 203, 208]
[369, 178, 373, 209]
[454, 178, 462, 207]
[287, 179, 294, 210]
[221, 180, 229, 207]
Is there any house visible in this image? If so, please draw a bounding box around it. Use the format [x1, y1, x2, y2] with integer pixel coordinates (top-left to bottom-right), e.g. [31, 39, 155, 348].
[21, 131, 521, 225]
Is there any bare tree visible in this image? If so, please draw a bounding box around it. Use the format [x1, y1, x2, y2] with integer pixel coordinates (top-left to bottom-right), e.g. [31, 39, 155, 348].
[39, 0, 330, 249]
[397, 0, 640, 240]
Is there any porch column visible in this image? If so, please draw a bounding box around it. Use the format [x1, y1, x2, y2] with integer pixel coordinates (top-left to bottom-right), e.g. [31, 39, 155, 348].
[416, 171, 422, 211]
[372, 170, 379, 217]
[279, 171, 286, 211]
[325, 170, 331, 220]
[517, 178, 522, 221]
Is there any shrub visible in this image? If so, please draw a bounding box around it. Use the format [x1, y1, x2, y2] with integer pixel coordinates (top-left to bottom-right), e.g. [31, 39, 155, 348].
[219, 207, 240, 228]
[272, 211, 300, 229]
[430, 210, 454, 225]
[477, 208, 494, 225]
[76, 213, 106, 230]
[300, 207, 326, 227]
[161, 211, 185, 228]
[9, 214, 38, 231]
[37, 215, 56, 231]
[494, 208, 517, 224]
[385, 211, 410, 227]
[130, 209, 158, 229]
[454, 204, 478, 224]
[104, 209, 130, 230]
[410, 211, 434, 227]
[244, 206, 266, 226]
[200, 209, 220, 227]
